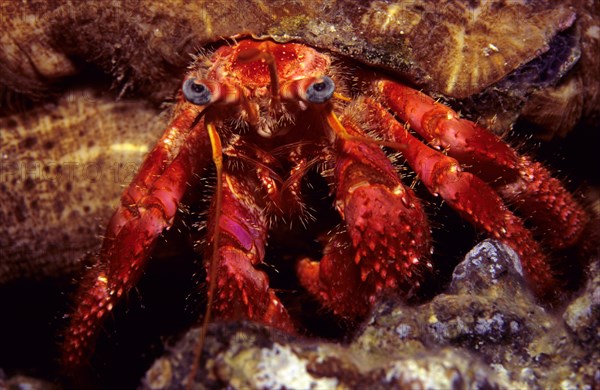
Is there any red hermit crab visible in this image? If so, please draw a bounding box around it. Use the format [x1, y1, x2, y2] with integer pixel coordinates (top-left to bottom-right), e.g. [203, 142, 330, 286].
[62, 38, 589, 370]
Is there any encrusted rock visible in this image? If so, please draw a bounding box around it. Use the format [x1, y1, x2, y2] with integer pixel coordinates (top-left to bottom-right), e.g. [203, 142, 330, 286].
[143, 323, 503, 390]
[144, 240, 598, 389]
[0, 370, 58, 390]
[563, 255, 600, 386]
[564, 253, 600, 348]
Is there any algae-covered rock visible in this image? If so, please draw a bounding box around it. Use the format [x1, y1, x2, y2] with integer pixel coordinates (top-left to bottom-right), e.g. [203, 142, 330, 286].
[563, 255, 600, 386]
[564, 254, 600, 349]
[144, 240, 599, 389]
[143, 323, 504, 390]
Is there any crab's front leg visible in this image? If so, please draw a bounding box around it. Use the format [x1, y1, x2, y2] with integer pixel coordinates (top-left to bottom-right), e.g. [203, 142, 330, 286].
[205, 169, 294, 331]
[62, 102, 211, 370]
[298, 120, 433, 319]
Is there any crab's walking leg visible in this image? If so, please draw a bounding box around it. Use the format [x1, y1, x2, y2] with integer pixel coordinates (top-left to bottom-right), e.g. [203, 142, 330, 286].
[377, 81, 589, 251]
[363, 96, 560, 297]
[204, 171, 294, 330]
[62, 105, 211, 370]
[187, 123, 294, 387]
[298, 117, 432, 319]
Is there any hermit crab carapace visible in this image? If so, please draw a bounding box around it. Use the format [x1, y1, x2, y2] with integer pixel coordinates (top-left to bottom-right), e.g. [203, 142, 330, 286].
[62, 38, 589, 370]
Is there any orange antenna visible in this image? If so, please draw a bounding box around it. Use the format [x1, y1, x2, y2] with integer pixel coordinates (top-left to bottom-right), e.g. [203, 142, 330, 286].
[326, 108, 407, 151]
[237, 41, 280, 104]
[187, 120, 223, 389]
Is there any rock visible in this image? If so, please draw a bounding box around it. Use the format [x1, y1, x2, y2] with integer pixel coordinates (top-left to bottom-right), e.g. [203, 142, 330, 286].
[144, 240, 598, 389]
[143, 323, 504, 390]
[564, 253, 600, 349]
[563, 255, 600, 386]
[0, 371, 58, 390]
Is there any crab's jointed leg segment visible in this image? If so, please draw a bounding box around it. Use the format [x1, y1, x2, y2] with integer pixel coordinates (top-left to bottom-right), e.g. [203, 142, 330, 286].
[495, 157, 589, 251]
[62, 105, 212, 369]
[106, 103, 203, 237]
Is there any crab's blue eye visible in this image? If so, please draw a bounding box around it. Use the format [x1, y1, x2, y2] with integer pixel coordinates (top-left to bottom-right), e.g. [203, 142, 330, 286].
[183, 78, 212, 105]
[306, 76, 335, 103]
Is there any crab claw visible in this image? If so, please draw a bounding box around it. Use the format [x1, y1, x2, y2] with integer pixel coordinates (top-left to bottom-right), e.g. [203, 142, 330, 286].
[298, 119, 433, 319]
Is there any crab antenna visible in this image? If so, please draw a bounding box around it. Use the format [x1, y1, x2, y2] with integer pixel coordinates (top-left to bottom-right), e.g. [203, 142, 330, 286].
[237, 41, 280, 103]
[325, 110, 407, 150]
[187, 120, 223, 389]
[266, 52, 280, 103]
